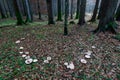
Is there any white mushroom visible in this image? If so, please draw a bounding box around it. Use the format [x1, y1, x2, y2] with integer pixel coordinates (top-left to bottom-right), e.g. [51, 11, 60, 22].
[15, 40, 20, 44]
[33, 59, 38, 62]
[44, 60, 49, 63]
[47, 56, 52, 61]
[25, 58, 33, 64]
[85, 55, 91, 59]
[80, 59, 87, 64]
[22, 54, 27, 58]
[19, 47, 24, 50]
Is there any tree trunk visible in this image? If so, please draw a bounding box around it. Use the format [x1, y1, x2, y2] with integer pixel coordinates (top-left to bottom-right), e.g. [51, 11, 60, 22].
[64, 0, 69, 35]
[13, 0, 24, 25]
[6, 0, 15, 17]
[0, 1, 6, 18]
[97, 0, 106, 19]
[57, 0, 62, 21]
[46, 0, 55, 24]
[52, 0, 57, 17]
[70, 0, 73, 19]
[3, 0, 9, 17]
[116, 4, 120, 21]
[94, 0, 118, 34]
[78, 0, 86, 25]
[24, 0, 33, 22]
[61, 0, 65, 15]
[37, 0, 42, 20]
[75, 0, 80, 19]
[89, 0, 100, 22]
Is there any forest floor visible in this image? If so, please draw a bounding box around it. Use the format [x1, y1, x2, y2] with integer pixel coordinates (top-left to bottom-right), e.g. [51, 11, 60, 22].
[0, 19, 120, 80]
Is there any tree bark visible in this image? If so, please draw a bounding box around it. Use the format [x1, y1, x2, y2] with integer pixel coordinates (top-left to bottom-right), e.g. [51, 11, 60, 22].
[97, 0, 106, 19]
[3, 0, 8, 17]
[37, 0, 42, 20]
[46, 0, 55, 24]
[75, 0, 80, 19]
[0, 1, 6, 18]
[70, 0, 73, 19]
[89, 0, 100, 22]
[24, 0, 33, 22]
[6, 0, 15, 17]
[57, 0, 62, 21]
[78, 0, 86, 25]
[116, 4, 120, 21]
[64, 0, 69, 35]
[94, 0, 118, 34]
[13, 0, 24, 25]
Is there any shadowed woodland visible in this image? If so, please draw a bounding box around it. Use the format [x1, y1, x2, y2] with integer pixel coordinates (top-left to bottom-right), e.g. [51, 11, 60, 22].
[0, 0, 120, 80]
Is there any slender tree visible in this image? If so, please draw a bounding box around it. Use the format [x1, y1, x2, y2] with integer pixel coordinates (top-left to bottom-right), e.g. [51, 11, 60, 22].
[93, 0, 118, 34]
[75, 0, 81, 19]
[70, 0, 73, 19]
[57, 0, 62, 21]
[13, 0, 24, 25]
[46, 0, 55, 24]
[64, 0, 69, 35]
[116, 4, 120, 21]
[78, 0, 86, 25]
[89, 0, 100, 22]
[37, 0, 42, 20]
[61, 0, 65, 15]
[24, 0, 33, 22]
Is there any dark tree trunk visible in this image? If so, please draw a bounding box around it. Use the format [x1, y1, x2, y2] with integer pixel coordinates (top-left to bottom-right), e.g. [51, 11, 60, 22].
[3, 0, 9, 17]
[94, 0, 118, 34]
[78, 0, 86, 25]
[46, 0, 55, 24]
[22, 0, 26, 16]
[116, 4, 120, 21]
[70, 0, 73, 19]
[64, 0, 69, 35]
[13, 0, 24, 25]
[19, 0, 26, 16]
[57, 0, 62, 21]
[97, 0, 106, 19]
[75, 0, 80, 19]
[6, 0, 15, 17]
[37, 0, 42, 20]
[0, 1, 6, 18]
[89, 0, 100, 22]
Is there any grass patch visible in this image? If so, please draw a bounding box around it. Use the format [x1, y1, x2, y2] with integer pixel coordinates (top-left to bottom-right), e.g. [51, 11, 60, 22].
[0, 19, 16, 27]
[113, 33, 120, 40]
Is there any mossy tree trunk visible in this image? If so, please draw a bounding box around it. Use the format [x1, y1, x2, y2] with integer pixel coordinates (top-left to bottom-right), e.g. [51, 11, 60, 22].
[78, 0, 86, 25]
[116, 4, 120, 21]
[93, 0, 118, 34]
[57, 0, 62, 21]
[75, 0, 81, 19]
[46, 0, 55, 24]
[13, 0, 24, 25]
[89, 0, 100, 22]
[64, 0, 69, 35]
